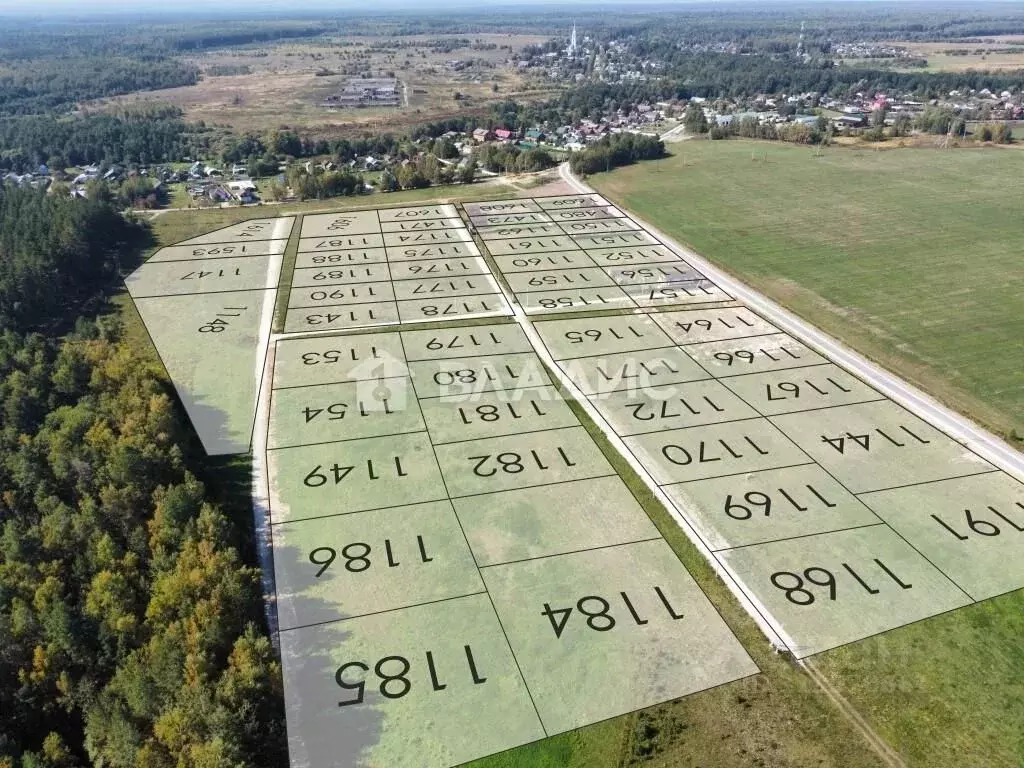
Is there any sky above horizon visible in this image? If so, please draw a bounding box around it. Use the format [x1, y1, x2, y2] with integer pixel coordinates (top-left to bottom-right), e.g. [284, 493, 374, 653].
[1, 0, 1007, 14]
[4, 0, 682, 11]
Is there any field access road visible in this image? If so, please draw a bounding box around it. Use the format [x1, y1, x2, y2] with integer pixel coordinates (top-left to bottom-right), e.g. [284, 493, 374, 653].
[558, 161, 1024, 480]
[659, 122, 690, 143]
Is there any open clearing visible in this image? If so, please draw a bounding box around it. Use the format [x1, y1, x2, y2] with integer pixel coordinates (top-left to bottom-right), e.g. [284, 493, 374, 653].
[892, 40, 1024, 71]
[91, 34, 556, 135]
[590, 145, 1024, 767]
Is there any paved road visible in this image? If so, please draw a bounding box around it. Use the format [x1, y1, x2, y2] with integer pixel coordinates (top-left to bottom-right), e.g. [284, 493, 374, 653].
[558, 162, 1024, 479]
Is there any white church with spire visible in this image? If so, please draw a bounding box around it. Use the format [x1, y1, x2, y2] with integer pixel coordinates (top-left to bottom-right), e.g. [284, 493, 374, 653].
[567, 21, 579, 57]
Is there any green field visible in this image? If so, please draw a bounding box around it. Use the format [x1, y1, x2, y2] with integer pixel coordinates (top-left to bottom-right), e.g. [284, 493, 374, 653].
[592, 140, 1024, 768]
[592, 141, 1024, 443]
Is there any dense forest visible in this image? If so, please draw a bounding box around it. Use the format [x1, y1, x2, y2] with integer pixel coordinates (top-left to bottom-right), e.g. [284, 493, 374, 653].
[0, 59, 198, 117]
[0, 109, 210, 173]
[649, 52, 1024, 100]
[0, 186, 285, 767]
[7, 5, 1011, 46]
[0, 188, 147, 333]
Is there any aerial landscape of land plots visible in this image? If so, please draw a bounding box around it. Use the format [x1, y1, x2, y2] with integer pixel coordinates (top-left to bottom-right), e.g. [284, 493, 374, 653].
[266, 322, 757, 767]
[129, 194, 1024, 768]
[467, 194, 732, 314]
[125, 216, 293, 454]
[285, 205, 511, 333]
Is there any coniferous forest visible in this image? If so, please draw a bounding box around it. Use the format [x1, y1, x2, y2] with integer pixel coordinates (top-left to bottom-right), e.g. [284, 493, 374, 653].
[0, 186, 286, 767]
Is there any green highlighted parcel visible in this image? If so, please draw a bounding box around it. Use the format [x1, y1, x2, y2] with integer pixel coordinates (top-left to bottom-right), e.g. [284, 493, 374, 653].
[266, 322, 758, 767]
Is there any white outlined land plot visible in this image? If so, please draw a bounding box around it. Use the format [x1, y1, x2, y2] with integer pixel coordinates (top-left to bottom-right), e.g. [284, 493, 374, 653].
[146, 238, 288, 262]
[533, 304, 1021, 659]
[126, 216, 293, 455]
[464, 200, 543, 216]
[467, 195, 736, 314]
[860, 472, 1024, 601]
[285, 206, 510, 333]
[483, 538, 760, 734]
[126, 255, 276, 297]
[719, 526, 972, 657]
[266, 323, 757, 768]
[534, 193, 611, 210]
[175, 217, 295, 245]
[136, 291, 277, 454]
[294, 248, 388, 269]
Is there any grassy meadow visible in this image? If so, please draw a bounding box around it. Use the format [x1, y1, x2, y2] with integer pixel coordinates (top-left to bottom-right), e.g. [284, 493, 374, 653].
[592, 139, 1024, 768]
[592, 140, 1024, 442]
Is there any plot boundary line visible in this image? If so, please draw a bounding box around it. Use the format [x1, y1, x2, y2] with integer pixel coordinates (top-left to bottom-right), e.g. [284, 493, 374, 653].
[711, 522, 889, 553]
[270, 496, 454, 527]
[267, 427, 429, 451]
[661, 461, 818, 485]
[718, 396, 891, 418]
[143, 241, 289, 264]
[714, 360, 835, 380]
[170, 216, 296, 248]
[273, 373, 411, 392]
[855, 468, 1003, 496]
[431, 422, 587, 447]
[277, 589, 490, 634]
[534, 183, 1019, 659]
[125, 282, 283, 299]
[395, 329, 550, 738]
